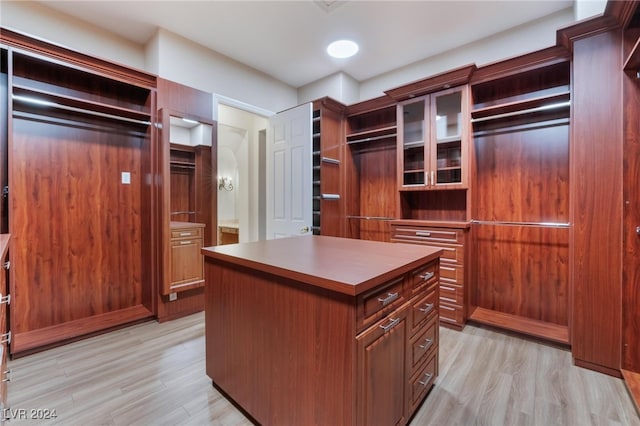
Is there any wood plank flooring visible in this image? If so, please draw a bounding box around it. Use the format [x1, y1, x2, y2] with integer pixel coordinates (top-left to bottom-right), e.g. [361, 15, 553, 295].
[6, 312, 640, 425]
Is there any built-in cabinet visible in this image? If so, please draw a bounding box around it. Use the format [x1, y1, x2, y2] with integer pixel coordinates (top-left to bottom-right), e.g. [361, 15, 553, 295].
[167, 222, 205, 294]
[312, 97, 345, 237]
[2, 28, 156, 355]
[397, 87, 468, 189]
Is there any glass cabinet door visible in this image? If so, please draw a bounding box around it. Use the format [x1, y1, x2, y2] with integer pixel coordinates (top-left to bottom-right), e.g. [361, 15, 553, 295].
[431, 89, 463, 186]
[400, 98, 427, 186]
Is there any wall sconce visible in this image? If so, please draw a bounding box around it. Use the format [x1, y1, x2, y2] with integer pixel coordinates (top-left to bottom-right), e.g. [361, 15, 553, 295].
[218, 176, 234, 191]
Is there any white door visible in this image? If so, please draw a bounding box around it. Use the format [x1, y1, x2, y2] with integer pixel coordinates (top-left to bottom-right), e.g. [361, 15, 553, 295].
[266, 103, 312, 239]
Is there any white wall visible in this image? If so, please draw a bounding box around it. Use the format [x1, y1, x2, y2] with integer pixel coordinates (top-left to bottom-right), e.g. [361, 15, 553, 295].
[298, 72, 360, 105]
[151, 29, 298, 114]
[218, 105, 269, 243]
[0, 1, 145, 71]
[358, 8, 576, 101]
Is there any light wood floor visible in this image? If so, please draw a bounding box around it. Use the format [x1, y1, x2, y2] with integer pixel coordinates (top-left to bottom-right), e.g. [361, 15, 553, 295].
[6, 312, 640, 425]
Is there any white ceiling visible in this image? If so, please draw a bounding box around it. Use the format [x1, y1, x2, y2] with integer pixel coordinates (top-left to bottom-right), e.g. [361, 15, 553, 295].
[34, 0, 575, 88]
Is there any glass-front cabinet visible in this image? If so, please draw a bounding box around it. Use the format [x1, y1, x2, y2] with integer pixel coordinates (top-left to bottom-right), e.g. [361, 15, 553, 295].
[398, 86, 468, 190]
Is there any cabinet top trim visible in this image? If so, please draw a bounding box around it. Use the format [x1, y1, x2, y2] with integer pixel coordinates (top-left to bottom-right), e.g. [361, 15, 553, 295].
[384, 64, 476, 101]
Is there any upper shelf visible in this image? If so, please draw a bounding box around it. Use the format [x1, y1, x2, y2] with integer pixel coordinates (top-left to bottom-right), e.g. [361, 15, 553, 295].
[471, 91, 571, 123]
[346, 125, 397, 145]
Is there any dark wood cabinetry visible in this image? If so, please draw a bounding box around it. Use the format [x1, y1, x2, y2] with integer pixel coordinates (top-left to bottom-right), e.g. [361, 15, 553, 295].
[2, 29, 156, 355]
[468, 55, 571, 344]
[344, 97, 398, 242]
[312, 97, 345, 237]
[155, 79, 216, 322]
[203, 236, 441, 426]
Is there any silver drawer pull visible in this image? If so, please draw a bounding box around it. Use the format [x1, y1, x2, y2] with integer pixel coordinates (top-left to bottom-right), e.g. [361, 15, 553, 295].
[377, 292, 399, 306]
[0, 331, 10, 345]
[0, 294, 9, 305]
[419, 303, 434, 314]
[419, 338, 433, 350]
[1, 369, 11, 383]
[415, 231, 431, 237]
[440, 285, 455, 292]
[419, 271, 434, 281]
[2, 261, 9, 270]
[419, 372, 433, 386]
[379, 317, 400, 333]
[179, 241, 192, 245]
[179, 232, 192, 236]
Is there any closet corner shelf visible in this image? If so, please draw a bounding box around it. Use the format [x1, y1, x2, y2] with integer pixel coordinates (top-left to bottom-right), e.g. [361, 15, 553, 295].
[12, 84, 151, 123]
[470, 91, 570, 123]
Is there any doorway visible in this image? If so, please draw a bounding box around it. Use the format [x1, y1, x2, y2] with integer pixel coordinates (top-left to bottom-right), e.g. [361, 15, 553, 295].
[216, 103, 269, 243]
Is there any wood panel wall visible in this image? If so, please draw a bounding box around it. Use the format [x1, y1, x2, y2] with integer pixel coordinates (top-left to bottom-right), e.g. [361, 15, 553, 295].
[155, 78, 215, 322]
[571, 29, 623, 376]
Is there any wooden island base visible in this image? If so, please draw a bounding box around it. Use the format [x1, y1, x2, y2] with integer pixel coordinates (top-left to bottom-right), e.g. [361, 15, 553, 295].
[203, 235, 442, 425]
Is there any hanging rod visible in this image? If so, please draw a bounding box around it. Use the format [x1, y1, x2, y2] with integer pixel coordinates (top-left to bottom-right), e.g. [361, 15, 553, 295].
[347, 215, 396, 221]
[12, 94, 152, 126]
[470, 219, 570, 228]
[171, 211, 197, 216]
[470, 101, 571, 124]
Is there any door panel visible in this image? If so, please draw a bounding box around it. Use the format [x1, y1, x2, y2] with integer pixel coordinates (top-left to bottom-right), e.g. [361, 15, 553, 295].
[267, 103, 312, 239]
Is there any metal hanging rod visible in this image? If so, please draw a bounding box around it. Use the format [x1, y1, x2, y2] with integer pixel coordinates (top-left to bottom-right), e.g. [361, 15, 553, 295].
[13, 94, 152, 126]
[171, 211, 197, 216]
[470, 101, 571, 124]
[346, 215, 396, 221]
[470, 219, 570, 228]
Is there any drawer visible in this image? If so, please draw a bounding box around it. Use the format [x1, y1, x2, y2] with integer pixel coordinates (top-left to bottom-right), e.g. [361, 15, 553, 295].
[409, 283, 437, 333]
[439, 302, 464, 326]
[439, 282, 463, 306]
[171, 227, 203, 239]
[434, 244, 464, 265]
[409, 261, 438, 294]
[410, 314, 438, 373]
[357, 276, 405, 331]
[392, 226, 463, 245]
[219, 226, 238, 234]
[409, 351, 438, 414]
[440, 264, 463, 284]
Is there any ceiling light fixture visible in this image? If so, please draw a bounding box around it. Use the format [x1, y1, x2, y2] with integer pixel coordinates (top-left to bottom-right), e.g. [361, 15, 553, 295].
[327, 40, 359, 59]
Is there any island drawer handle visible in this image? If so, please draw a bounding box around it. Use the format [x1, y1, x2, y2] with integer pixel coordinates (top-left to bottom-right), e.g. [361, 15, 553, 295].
[379, 318, 400, 333]
[419, 303, 434, 314]
[180, 241, 192, 245]
[415, 231, 431, 237]
[377, 292, 399, 306]
[419, 372, 433, 386]
[179, 232, 193, 236]
[419, 338, 433, 350]
[419, 271, 435, 281]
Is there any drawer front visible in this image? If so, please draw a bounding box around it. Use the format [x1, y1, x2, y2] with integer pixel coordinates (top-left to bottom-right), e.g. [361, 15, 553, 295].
[409, 352, 438, 414]
[435, 244, 464, 265]
[391, 226, 463, 245]
[439, 282, 463, 306]
[440, 264, 463, 284]
[439, 302, 464, 326]
[409, 261, 438, 294]
[358, 276, 405, 331]
[171, 227, 202, 239]
[410, 284, 437, 333]
[410, 314, 438, 373]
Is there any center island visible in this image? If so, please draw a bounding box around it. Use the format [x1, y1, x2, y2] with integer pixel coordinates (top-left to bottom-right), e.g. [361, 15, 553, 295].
[202, 235, 442, 426]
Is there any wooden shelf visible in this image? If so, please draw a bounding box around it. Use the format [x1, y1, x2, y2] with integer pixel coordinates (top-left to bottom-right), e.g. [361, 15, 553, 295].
[471, 91, 570, 122]
[346, 125, 397, 144]
[12, 84, 152, 124]
[469, 307, 569, 345]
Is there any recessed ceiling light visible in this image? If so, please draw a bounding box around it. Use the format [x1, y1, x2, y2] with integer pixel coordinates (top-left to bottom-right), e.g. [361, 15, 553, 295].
[327, 40, 359, 59]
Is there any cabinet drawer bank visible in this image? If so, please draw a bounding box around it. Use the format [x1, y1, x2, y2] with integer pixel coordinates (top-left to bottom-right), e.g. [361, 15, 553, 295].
[202, 235, 442, 426]
[390, 219, 470, 330]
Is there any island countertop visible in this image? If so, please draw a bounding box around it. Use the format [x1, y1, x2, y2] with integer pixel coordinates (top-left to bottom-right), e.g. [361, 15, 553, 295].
[202, 235, 442, 296]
